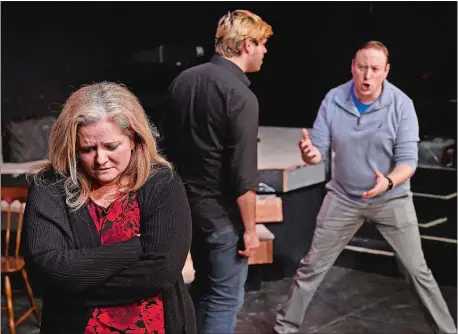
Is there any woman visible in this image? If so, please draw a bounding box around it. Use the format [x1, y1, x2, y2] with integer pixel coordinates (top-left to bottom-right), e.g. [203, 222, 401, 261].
[23, 82, 196, 334]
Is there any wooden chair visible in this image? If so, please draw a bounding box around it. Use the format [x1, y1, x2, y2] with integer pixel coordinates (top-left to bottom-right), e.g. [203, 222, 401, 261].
[1, 187, 41, 333]
[1, 187, 28, 203]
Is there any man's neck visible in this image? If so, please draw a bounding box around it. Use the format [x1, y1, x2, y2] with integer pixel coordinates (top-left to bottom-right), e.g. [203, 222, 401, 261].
[222, 55, 247, 73]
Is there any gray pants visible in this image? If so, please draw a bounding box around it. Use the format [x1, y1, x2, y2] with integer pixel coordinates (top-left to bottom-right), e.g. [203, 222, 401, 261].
[275, 189, 457, 334]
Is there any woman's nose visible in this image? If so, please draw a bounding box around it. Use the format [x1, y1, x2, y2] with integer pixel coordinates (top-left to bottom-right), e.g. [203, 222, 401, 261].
[96, 150, 108, 165]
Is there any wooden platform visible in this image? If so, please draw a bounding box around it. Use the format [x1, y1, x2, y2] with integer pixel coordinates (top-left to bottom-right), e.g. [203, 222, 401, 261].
[1, 160, 46, 176]
[257, 126, 326, 193]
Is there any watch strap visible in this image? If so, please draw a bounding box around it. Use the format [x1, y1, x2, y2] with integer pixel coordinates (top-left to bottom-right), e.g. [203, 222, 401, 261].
[386, 176, 394, 191]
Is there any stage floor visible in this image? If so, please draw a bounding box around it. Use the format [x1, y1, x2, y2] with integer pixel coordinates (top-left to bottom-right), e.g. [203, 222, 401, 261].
[5, 266, 456, 334]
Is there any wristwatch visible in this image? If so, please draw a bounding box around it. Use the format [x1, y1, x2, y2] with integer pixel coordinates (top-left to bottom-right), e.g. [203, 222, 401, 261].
[386, 176, 394, 191]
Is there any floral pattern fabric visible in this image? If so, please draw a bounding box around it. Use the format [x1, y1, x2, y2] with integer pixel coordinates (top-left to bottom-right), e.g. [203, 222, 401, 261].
[85, 192, 165, 334]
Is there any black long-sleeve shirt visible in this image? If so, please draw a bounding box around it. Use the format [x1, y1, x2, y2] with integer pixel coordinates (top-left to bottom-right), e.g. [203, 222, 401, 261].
[160, 55, 259, 232]
[23, 168, 196, 334]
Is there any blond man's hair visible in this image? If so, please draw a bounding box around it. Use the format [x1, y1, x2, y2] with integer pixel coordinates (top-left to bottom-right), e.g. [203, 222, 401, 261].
[31, 82, 172, 210]
[356, 40, 390, 65]
[215, 10, 273, 57]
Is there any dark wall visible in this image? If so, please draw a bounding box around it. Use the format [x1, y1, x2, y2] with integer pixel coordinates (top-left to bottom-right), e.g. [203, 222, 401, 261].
[2, 2, 456, 141]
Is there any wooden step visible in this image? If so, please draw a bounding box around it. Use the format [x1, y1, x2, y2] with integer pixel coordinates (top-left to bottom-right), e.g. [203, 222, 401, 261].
[256, 195, 283, 223]
[411, 165, 457, 197]
[248, 224, 275, 265]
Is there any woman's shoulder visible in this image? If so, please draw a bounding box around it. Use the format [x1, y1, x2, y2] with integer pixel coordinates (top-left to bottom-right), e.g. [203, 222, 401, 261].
[28, 168, 66, 201]
[142, 166, 182, 190]
[139, 166, 185, 202]
[30, 168, 64, 186]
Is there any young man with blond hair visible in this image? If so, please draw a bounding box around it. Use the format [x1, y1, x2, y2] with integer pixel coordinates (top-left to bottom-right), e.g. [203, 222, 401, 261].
[161, 9, 273, 334]
[274, 41, 457, 334]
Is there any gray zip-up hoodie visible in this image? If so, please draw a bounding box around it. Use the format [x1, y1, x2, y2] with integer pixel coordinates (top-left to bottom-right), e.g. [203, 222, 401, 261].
[311, 80, 420, 202]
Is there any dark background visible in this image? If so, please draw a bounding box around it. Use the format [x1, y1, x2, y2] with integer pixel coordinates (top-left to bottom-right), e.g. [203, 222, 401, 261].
[2, 1, 457, 160]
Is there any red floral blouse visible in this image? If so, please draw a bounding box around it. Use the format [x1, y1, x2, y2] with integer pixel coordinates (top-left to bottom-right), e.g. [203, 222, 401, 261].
[85, 192, 165, 334]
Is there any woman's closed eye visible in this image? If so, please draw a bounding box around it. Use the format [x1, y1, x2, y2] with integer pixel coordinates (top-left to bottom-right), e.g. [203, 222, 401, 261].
[79, 146, 94, 153]
[106, 144, 120, 151]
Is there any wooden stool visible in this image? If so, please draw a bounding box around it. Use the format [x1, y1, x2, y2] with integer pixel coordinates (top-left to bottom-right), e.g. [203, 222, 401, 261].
[248, 224, 275, 265]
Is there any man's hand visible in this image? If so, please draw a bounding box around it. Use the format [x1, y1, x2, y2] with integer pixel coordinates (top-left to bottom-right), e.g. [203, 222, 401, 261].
[298, 128, 320, 164]
[362, 169, 389, 199]
[238, 230, 260, 258]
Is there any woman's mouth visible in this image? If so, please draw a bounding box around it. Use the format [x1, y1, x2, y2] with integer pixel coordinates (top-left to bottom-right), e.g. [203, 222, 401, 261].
[94, 168, 111, 172]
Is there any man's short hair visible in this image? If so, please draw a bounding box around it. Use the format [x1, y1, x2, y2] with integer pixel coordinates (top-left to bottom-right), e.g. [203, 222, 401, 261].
[355, 40, 389, 64]
[215, 10, 273, 57]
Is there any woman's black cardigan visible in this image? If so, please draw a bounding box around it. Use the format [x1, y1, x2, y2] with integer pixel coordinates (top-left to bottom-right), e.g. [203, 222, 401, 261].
[23, 168, 196, 334]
